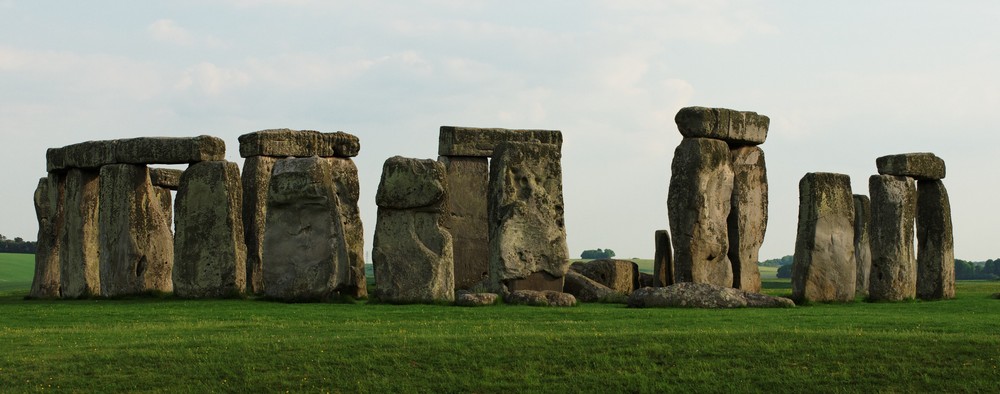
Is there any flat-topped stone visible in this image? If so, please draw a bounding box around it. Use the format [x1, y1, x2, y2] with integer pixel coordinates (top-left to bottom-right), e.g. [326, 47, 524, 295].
[238, 129, 360, 158]
[876, 153, 945, 180]
[674, 107, 770, 146]
[149, 168, 183, 190]
[46, 136, 225, 172]
[438, 126, 562, 157]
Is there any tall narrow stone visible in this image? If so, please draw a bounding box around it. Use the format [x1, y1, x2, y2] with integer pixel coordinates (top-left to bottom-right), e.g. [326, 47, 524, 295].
[373, 157, 454, 303]
[488, 142, 569, 292]
[728, 146, 767, 292]
[99, 164, 174, 297]
[60, 169, 101, 298]
[653, 230, 673, 287]
[173, 161, 247, 298]
[868, 175, 917, 301]
[30, 176, 63, 299]
[241, 155, 277, 294]
[916, 180, 955, 300]
[668, 138, 734, 287]
[792, 173, 856, 303]
[439, 156, 490, 290]
[853, 195, 872, 297]
[328, 157, 367, 299]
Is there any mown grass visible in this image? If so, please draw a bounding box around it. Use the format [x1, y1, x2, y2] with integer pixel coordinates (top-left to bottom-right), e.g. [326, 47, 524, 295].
[0, 253, 34, 292]
[1, 254, 998, 392]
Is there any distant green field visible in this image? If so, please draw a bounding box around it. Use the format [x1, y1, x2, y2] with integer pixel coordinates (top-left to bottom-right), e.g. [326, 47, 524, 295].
[0, 253, 34, 292]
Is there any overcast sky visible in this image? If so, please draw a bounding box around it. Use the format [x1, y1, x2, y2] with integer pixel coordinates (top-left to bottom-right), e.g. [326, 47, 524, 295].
[2, 1, 998, 261]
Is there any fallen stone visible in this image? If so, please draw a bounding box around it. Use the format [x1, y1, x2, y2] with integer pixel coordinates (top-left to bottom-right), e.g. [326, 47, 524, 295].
[173, 161, 247, 298]
[328, 157, 367, 299]
[627, 283, 794, 308]
[30, 175, 63, 299]
[59, 169, 101, 298]
[438, 126, 563, 157]
[149, 168, 183, 190]
[563, 270, 617, 302]
[728, 146, 767, 292]
[238, 129, 360, 158]
[372, 209, 455, 303]
[570, 259, 639, 295]
[792, 172, 856, 302]
[653, 230, 673, 286]
[674, 107, 770, 146]
[853, 195, 872, 297]
[868, 175, 917, 301]
[505, 290, 577, 307]
[240, 155, 277, 294]
[454, 291, 498, 307]
[916, 180, 955, 300]
[668, 138, 734, 287]
[439, 156, 490, 290]
[375, 156, 448, 211]
[876, 153, 946, 180]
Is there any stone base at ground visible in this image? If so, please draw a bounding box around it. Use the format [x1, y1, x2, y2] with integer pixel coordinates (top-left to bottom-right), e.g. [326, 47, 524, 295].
[504, 290, 576, 307]
[455, 291, 498, 307]
[627, 283, 794, 308]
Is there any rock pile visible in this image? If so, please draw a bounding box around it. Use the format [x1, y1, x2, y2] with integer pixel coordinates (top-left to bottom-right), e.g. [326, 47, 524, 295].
[627, 283, 794, 308]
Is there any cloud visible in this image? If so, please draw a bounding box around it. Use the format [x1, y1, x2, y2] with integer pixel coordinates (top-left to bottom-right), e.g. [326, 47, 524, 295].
[175, 62, 251, 96]
[147, 19, 224, 48]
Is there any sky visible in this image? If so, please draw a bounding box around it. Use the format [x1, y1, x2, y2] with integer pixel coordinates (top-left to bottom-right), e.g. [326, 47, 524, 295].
[2, 1, 999, 261]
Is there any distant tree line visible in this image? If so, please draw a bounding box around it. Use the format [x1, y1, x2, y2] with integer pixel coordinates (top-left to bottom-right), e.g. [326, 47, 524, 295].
[580, 248, 616, 259]
[0, 234, 37, 254]
[765, 255, 1000, 281]
[759, 255, 792, 267]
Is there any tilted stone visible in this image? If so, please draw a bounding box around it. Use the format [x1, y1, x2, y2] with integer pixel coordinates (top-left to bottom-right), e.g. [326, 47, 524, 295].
[674, 107, 770, 146]
[438, 126, 563, 157]
[99, 164, 174, 297]
[375, 156, 447, 211]
[668, 138, 734, 287]
[46, 136, 225, 172]
[488, 142, 570, 290]
[876, 153, 945, 180]
[728, 146, 767, 292]
[30, 175, 64, 299]
[627, 283, 794, 308]
[563, 270, 617, 302]
[868, 175, 917, 301]
[262, 157, 352, 301]
[173, 161, 247, 298]
[439, 156, 490, 290]
[240, 156, 277, 294]
[238, 129, 360, 158]
[570, 259, 639, 295]
[372, 209, 455, 303]
[916, 180, 955, 300]
[328, 157, 367, 299]
[853, 195, 872, 297]
[792, 172, 856, 302]
[60, 169, 101, 298]
[149, 168, 183, 190]
[504, 290, 577, 307]
[653, 230, 673, 287]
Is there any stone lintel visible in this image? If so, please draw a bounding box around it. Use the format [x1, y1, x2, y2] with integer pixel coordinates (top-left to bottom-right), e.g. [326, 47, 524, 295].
[438, 126, 562, 157]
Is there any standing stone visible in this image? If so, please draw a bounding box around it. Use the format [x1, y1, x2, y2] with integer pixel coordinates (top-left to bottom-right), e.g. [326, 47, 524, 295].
[653, 230, 673, 286]
[853, 195, 873, 297]
[668, 138, 734, 287]
[262, 157, 350, 301]
[30, 176, 63, 299]
[916, 180, 955, 300]
[868, 175, 917, 301]
[674, 107, 770, 146]
[728, 146, 767, 292]
[99, 164, 174, 297]
[173, 161, 247, 298]
[241, 155, 277, 294]
[328, 157, 367, 298]
[488, 142, 569, 291]
[60, 169, 101, 298]
[372, 157, 454, 303]
[439, 156, 490, 290]
[792, 173, 856, 302]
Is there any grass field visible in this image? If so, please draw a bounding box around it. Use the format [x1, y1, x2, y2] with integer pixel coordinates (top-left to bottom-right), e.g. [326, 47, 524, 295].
[1, 254, 998, 392]
[0, 253, 33, 292]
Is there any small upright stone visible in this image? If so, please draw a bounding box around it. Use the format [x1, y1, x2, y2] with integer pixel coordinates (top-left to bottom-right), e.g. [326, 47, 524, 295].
[916, 180, 955, 300]
[60, 169, 101, 298]
[792, 173, 856, 303]
[868, 175, 917, 301]
[876, 153, 945, 180]
[30, 176, 64, 299]
[674, 107, 770, 146]
[853, 195, 872, 297]
[240, 156, 277, 294]
[439, 156, 490, 290]
[653, 230, 673, 286]
[728, 146, 767, 292]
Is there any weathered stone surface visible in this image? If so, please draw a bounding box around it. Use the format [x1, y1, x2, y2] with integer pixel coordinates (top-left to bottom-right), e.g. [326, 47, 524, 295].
[241, 156, 277, 294]
[454, 291, 498, 307]
[30, 176, 63, 298]
[653, 230, 673, 286]
[328, 157, 367, 299]
[262, 157, 351, 301]
[571, 259, 639, 295]
[916, 180, 955, 300]
[504, 290, 577, 307]
[47, 136, 225, 171]
[375, 156, 447, 211]
[439, 156, 490, 290]
[639, 272, 657, 288]
[868, 175, 917, 301]
[505, 270, 565, 292]
[238, 129, 360, 158]
[668, 138, 734, 287]
[627, 283, 794, 308]
[372, 209, 455, 303]
[853, 195, 872, 297]
[728, 146, 766, 292]
[59, 169, 101, 298]
[154, 187, 173, 225]
[563, 270, 616, 302]
[149, 168, 183, 190]
[173, 161, 247, 298]
[674, 107, 770, 146]
[876, 153, 945, 181]
[792, 173, 856, 302]
[99, 164, 174, 297]
[438, 126, 563, 157]
[46, 141, 115, 172]
[488, 142, 570, 290]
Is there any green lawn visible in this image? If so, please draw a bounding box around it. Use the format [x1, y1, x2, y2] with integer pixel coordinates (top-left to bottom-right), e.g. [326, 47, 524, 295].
[0, 253, 34, 292]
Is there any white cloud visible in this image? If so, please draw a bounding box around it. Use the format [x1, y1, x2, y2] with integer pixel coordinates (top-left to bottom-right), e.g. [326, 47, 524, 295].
[175, 62, 251, 95]
[147, 19, 224, 48]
